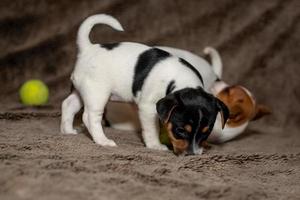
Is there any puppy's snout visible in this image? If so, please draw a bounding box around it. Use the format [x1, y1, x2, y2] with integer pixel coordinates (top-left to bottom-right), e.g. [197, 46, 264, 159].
[173, 146, 198, 156]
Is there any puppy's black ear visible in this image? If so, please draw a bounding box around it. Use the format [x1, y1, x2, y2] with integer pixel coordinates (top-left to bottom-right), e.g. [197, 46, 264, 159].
[156, 95, 178, 123]
[216, 98, 229, 129]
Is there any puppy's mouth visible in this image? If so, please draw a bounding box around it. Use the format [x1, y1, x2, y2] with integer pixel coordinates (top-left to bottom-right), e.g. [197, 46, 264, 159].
[174, 145, 204, 156]
[229, 110, 242, 120]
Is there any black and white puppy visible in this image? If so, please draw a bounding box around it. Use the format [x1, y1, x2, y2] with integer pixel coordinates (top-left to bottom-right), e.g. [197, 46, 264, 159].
[60, 14, 229, 155]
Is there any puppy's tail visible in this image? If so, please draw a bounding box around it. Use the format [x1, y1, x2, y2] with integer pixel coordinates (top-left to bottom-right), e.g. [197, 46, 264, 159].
[203, 47, 223, 78]
[77, 14, 124, 51]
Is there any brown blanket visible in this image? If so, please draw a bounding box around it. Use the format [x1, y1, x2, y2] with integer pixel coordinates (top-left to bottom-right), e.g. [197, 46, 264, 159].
[0, 1, 299, 199]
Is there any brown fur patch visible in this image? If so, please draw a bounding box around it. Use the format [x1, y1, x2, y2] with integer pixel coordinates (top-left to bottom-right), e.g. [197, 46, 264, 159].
[166, 123, 188, 155]
[217, 86, 255, 127]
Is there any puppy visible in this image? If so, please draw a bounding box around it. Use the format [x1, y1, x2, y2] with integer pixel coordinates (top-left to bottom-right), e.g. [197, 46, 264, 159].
[208, 81, 271, 143]
[60, 14, 229, 155]
[106, 47, 270, 143]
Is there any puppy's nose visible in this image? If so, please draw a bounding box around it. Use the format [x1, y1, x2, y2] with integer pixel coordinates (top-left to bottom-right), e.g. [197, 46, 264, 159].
[183, 148, 197, 156]
[184, 146, 203, 156]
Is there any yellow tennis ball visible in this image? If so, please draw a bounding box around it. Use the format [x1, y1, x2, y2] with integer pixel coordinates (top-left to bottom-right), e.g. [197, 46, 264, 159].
[159, 124, 171, 146]
[19, 79, 49, 106]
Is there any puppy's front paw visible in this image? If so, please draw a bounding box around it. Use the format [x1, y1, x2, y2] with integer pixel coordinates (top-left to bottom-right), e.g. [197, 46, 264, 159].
[61, 127, 78, 135]
[94, 138, 117, 147]
[147, 143, 169, 151]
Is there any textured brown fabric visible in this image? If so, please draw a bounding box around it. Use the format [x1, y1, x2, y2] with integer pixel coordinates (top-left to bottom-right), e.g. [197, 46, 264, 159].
[0, 1, 299, 199]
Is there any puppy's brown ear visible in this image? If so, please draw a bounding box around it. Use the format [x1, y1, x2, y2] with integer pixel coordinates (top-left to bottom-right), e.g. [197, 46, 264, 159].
[156, 95, 177, 123]
[251, 104, 271, 121]
[216, 98, 229, 129]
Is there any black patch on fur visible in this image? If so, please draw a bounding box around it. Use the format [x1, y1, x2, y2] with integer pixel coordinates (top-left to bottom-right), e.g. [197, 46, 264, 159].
[166, 80, 176, 95]
[100, 43, 120, 50]
[179, 58, 204, 86]
[215, 77, 221, 82]
[132, 48, 170, 96]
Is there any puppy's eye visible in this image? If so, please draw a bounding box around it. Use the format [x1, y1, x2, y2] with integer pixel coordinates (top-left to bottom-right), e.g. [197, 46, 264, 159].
[175, 127, 188, 139]
[202, 126, 209, 133]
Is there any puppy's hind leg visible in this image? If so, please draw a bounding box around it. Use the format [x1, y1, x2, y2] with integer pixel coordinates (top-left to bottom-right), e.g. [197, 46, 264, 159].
[81, 86, 116, 147]
[61, 90, 82, 134]
[139, 103, 168, 151]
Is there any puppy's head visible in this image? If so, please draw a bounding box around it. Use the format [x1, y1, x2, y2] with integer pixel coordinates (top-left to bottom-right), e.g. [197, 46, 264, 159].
[216, 85, 271, 127]
[156, 87, 229, 156]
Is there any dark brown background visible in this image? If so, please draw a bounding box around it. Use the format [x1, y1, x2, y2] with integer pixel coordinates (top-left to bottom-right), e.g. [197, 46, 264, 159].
[0, 1, 299, 200]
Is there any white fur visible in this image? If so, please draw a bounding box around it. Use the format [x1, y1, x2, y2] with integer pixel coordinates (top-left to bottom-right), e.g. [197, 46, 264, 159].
[61, 91, 82, 135]
[203, 47, 223, 78]
[210, 81, 228, 96]
[77, 14, 124, 51]
[209, 119, 248, 143]
[61, 14, 203, 151]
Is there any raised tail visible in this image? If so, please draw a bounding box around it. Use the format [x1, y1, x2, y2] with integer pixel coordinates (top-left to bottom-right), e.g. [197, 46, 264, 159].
[203, 47, 223, 78]
[77, 14, 124, 51]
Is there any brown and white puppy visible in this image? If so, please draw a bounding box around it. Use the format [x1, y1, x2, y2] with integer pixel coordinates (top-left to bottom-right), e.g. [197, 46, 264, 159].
[208, 81, 271, 143]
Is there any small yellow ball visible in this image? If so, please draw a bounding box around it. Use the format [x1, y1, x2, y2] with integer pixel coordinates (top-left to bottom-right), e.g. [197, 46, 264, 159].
[159, 124, 171, 146]
[19, 79, 49, 106]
